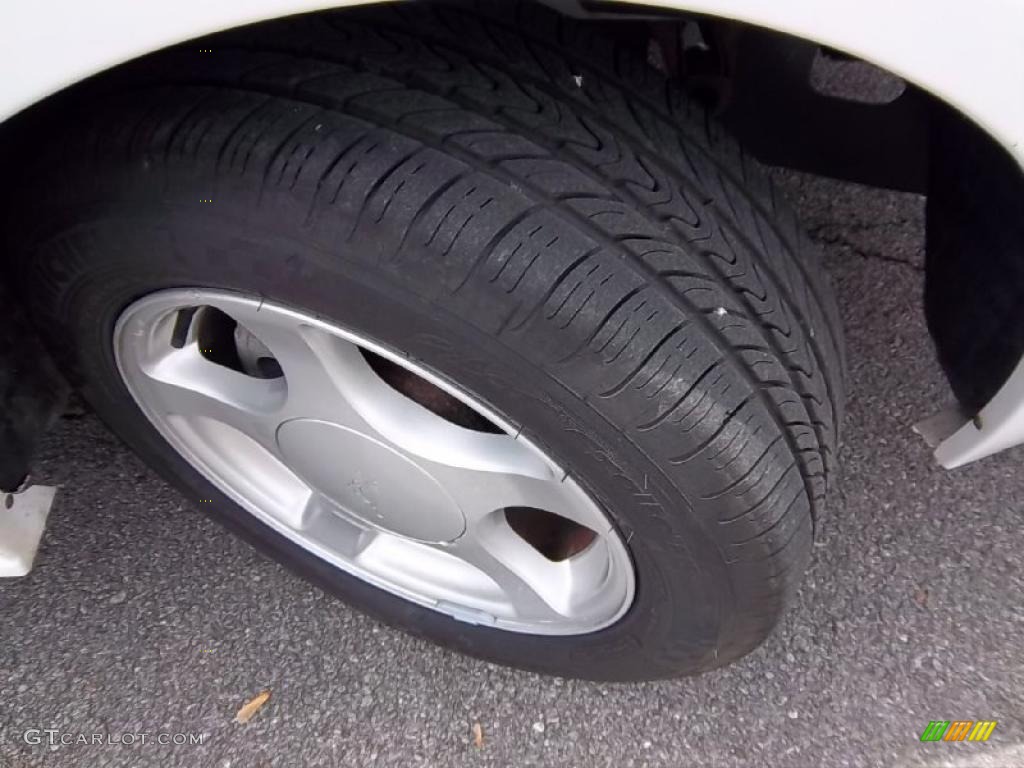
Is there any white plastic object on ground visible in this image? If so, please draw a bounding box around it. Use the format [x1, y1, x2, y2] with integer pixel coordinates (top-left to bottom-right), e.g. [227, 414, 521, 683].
[0, 485, 56, 577]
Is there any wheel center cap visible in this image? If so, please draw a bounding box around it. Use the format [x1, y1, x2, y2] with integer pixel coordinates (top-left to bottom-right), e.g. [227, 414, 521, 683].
[276, 419, 466, 543]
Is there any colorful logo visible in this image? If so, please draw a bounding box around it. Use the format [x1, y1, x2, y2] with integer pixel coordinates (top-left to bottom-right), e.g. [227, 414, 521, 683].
[920, 721, 997, 742]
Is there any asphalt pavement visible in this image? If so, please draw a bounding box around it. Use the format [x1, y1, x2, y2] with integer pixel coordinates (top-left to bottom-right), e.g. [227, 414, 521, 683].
[2, 165, 1023, 767]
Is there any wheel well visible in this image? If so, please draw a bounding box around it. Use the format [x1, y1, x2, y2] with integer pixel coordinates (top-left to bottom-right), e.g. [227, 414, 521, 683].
[925, 102, 1024, 412]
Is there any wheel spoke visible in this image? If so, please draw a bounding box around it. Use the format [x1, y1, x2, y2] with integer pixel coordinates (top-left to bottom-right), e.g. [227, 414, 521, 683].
[453, 534, 566, 620]
[424, 454, 609, 533]
[443, 518, 611, 621]
[128, 321, 316, 527]
[299, 494, 378, 554]
[212, 301, 373, 428]
[139, 343, 285, 448]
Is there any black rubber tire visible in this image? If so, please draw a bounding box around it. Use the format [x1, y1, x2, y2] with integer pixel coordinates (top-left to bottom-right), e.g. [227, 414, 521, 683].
[9, 2, 844, 680]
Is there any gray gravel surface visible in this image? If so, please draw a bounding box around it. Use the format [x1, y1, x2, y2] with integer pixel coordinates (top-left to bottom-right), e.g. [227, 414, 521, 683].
[2, 172, 1023, 768]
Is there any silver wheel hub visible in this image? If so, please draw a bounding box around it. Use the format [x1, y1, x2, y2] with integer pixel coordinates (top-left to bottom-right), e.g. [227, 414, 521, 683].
[276, 420, 465, 543]
[114, 289, 635, 635]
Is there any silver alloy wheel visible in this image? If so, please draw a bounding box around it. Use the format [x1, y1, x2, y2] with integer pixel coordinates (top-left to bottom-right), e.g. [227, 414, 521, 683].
[114, 289, 635, 635]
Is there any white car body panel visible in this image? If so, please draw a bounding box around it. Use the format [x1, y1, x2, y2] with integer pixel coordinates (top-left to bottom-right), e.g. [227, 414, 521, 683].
[2, 0, 1023, 468]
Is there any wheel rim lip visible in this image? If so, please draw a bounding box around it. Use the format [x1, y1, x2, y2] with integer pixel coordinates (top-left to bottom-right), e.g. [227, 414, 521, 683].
[113, 288, 636, 635]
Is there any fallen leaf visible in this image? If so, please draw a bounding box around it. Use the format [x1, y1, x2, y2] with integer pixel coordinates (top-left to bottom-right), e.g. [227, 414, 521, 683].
[913, 587, 929, 608]
[234, 690, 271, 724]
[472, 722, 484, 748]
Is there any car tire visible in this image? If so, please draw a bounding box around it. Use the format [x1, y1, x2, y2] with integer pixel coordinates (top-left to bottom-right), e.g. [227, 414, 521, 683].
[10, 2, 844, 680]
